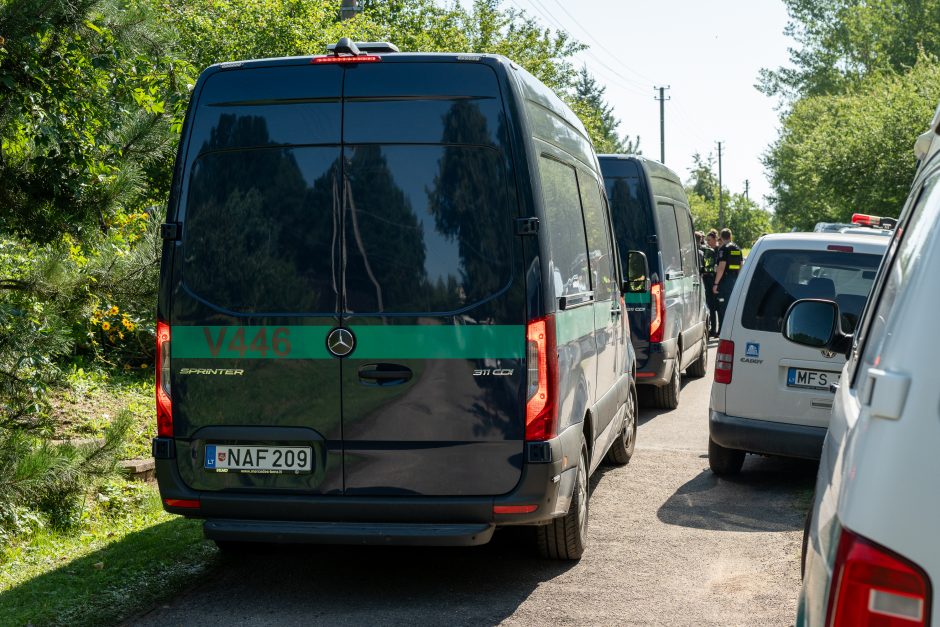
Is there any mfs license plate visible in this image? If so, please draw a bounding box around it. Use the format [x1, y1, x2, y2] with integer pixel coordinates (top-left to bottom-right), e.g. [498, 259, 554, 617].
[787, 367, 840, 391]
[204, 444, 312, 474]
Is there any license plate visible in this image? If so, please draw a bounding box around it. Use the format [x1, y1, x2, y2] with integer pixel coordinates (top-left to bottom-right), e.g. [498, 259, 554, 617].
[204, 444, 312, 474]
[787, 368, 840, 391]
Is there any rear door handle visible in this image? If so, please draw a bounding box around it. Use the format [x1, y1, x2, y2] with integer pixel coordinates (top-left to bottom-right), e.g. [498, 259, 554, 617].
[358, 364, 413, 386]
[610, 304, 622, 317]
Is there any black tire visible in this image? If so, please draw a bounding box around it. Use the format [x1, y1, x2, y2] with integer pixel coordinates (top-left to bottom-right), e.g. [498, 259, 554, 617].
[537, 437, 590, 560]
[605, 384, 638, 465]
[651, 352, 681, 409]
[686, 334, 708, 378]
[708, 437, 745, 476]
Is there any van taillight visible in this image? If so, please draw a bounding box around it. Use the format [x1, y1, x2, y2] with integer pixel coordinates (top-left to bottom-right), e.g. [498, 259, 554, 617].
[714, 340, 734, 384]
[156, 320, 172, 437]
[827, 528, 930, 627]
[649, 282, 665, 343]
[525, 315, 558, 441]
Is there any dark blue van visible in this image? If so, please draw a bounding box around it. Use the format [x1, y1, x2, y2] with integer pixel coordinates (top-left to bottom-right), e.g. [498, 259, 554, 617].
[153, 40, 641, 560]
[600, 155, 709, 409]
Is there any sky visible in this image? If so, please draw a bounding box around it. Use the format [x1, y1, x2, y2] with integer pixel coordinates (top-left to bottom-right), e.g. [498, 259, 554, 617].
[449, 0, 795, 208]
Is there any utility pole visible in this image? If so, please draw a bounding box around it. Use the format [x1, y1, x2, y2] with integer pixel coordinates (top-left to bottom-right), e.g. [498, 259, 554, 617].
[340, 0, 359, 21]
[744, 179, 750, 201]
[654, 86, 670, 164]
[717, 141, 724, 228]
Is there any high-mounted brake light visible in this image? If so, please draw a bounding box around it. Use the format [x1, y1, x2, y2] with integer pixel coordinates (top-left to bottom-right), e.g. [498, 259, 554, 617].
[311, 55, 381, 64]
[649, 282, 665, 343]
[827, 527, 931, 627]
[156, 320, 172, 437]
[714, 340, 734, 384]
[525, 316, 558, 441]
[828, 245, 854, 253]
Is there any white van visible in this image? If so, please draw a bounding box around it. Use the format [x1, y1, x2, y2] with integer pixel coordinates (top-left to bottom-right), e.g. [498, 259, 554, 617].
[708, 232, 887, 475]
[787, 128, 940, 627]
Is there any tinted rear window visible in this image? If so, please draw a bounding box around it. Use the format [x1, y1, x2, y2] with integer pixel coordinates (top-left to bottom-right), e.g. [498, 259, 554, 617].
[741, 249, 882, 333]
[539, 156, 590, 298]
[605, 175, 657, 276]
[656, 203, 682, 276]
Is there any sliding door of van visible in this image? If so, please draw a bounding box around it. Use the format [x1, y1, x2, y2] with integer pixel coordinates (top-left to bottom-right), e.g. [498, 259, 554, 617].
[170, 66, 344, 494]
[338, 62, 527, 496]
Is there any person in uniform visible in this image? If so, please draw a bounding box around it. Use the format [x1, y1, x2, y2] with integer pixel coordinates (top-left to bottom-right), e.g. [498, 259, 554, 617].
[702, 230, 719, 336]
[712, 227, 742, 333]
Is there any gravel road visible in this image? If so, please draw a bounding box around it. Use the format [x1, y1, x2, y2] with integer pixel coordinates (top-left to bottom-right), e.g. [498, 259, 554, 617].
[132, 344, 817, 626]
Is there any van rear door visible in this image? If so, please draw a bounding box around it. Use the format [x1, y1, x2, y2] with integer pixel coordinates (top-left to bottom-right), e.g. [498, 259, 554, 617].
[603, 160, 658, 368]
[169, 65, 344, 494]
[338, 62, 527, 496]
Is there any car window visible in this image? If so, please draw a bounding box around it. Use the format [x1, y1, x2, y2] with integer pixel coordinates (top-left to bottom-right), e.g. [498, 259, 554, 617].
[675, 207, 697, 274]
[539, 156, 591, 299]
[604, 174, 658, 278]
[344, 144, 514, 314]
[655, 202, 682, 277]
[577, 170, 616, 302]
[183, 146, 340, 314]
[852, 173, 940, 387]
[740, 249, 882, 333]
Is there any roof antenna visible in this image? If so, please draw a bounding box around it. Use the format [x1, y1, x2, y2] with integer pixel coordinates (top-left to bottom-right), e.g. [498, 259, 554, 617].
[332, 37, 361, 56]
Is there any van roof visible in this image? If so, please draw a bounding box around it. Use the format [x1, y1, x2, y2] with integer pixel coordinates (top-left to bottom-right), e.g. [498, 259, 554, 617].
[756, 231, 890, 254]
[597, 154, 682, 186]
[208, 51, 512, 69]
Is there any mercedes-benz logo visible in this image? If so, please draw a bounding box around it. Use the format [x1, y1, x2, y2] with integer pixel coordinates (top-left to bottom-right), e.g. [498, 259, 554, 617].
[326, 327, 355, 358]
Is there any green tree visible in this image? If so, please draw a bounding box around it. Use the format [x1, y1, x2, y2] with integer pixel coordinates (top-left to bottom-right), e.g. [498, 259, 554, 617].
[764, 55, 940, 230]
[686, 156, 773, 248]
[759, 0, 940, 100]
[571, 65, 640, 154]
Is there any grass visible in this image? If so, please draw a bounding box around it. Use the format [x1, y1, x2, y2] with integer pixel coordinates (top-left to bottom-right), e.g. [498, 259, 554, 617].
[0, 485, 216, 627]
[50, 365, 155, 460]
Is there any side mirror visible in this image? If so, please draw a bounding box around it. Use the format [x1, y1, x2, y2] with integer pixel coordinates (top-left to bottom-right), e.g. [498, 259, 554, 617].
[782, 299, 852, 355]
[622, 250, 650, 294]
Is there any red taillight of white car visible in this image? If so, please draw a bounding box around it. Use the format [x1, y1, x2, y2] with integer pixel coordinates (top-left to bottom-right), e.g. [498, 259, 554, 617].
[827, 527, 931, 626]
[714, 340, 734, 384]
[156, 320, 173, 437]
[525, 315, 558, 441]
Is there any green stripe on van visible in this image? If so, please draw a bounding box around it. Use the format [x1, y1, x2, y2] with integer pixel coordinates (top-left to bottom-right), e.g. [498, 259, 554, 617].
[171, 325, 525, 360]
[624, 292, 649, 304]
[554, 306, 595, 345]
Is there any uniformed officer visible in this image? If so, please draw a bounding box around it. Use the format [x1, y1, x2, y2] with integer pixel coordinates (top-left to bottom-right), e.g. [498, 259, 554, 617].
[712, 227, 742, 333]
[702, 230, 719, 336]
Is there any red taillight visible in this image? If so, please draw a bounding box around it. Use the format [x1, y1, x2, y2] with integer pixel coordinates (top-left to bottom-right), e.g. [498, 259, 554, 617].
[493, 504, 539, 515]
[163, 498, 200, 509]
[525, 315, 558, 441]
[156, 320, 172, 437]
[827, 528, 931, 627]
[828, 244, 855, 253]
[714, 340, 734, 384]
[649, 282, 665, 343]
[311, 55, 381, 64]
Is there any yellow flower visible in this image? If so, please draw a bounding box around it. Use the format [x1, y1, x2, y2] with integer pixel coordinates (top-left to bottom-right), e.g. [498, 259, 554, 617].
[109, 306, 119, 315]
[140, 363, 148, 369]
[101, 322, 111, 331]
[121, 318, 135, 331]
[118, 332, 125, 340]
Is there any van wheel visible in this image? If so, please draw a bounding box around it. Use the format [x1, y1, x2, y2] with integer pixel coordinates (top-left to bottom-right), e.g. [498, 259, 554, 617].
[537, 437, 589, 560]
[708, 437, 745, 475]
[686, 335, 708, 378]
[651, 355, 681, 409]
[606, 384, 638, 465]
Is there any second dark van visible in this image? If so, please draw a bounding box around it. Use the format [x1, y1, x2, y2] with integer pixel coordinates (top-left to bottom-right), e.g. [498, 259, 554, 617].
[600, 155, 709, 409]
[153, 40, 642, 560]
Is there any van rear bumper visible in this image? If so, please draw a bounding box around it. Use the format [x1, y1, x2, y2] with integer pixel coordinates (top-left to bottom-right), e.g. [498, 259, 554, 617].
[204, 519, 495, 546]
[709, 410, 826, 460]
[154, 423, 584, 544]
[636, 339, 678, 386]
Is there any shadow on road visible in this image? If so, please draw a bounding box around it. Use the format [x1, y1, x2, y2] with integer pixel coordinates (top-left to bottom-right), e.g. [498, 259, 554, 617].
[656, 455, 818, 532]
[132, 526, 577, 625]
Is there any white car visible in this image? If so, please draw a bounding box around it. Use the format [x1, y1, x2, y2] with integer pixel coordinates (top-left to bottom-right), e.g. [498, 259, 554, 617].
[787, 129, 940, 626]
[708, 232, 888, 475]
